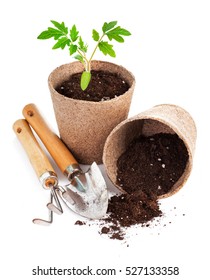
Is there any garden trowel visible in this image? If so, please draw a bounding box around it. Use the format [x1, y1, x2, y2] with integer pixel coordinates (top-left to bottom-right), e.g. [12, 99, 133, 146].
[23, 103, 108, 219]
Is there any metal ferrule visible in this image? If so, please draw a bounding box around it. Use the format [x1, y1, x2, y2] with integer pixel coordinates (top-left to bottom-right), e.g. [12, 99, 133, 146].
[64, 164, 82, 180]
[39, 171, 58, 190]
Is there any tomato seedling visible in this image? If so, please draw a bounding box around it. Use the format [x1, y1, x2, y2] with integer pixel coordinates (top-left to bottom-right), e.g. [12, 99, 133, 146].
[38, 21, 131, 90]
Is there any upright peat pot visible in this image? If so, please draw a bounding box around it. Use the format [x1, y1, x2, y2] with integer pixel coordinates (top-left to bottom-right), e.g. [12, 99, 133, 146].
[49, 60, 135, 164]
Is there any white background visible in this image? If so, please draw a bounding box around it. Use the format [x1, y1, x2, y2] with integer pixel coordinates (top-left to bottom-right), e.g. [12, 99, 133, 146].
[1, 0, 209, 279]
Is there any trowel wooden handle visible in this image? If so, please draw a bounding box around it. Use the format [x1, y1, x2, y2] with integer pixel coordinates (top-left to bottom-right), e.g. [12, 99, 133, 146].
[13, 119, 57, 186]
[22, 103, 78, 173]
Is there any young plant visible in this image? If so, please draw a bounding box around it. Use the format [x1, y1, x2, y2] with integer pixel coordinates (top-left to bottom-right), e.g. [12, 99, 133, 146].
[37, 20, 131, 90]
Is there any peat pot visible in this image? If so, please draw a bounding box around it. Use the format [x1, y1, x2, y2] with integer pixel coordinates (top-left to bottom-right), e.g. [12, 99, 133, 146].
[48, 60, 135, 164]
[103, 104, 197, 198]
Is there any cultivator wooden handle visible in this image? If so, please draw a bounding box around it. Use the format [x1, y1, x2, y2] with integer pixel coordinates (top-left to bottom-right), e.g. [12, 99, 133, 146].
[13, 119, 57, 188]
[22, 103, 78, 174]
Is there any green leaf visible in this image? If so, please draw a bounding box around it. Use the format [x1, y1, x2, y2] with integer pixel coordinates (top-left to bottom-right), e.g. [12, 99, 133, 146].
[98, 41, 116, 57]
[51, 20, 68, 34]
[52, 37, 70, 49]
[92, 29, 100, 41]
[69, 44, 77, 55]
[102, 21, 117, 33]
[38, 21, 68, 40]
[107, 34, 124, 42]
[108, 26, 131, 36]
[74, 54, 84, 63]
[80, 71, 91, 91]
[70, 24, 79, 42]
[78, 36, 88, 52]
[37, 27, 63, 40]
[37, 30, 55, 39]
[106, 26, 131, 42]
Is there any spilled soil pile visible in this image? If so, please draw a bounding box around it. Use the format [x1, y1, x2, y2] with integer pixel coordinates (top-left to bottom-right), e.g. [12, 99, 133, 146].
[100, 191, 162, 240]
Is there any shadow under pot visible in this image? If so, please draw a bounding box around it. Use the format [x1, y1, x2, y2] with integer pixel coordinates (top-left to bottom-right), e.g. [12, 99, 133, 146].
[48, 60, 135, 164]
[103, 104, 197, 199]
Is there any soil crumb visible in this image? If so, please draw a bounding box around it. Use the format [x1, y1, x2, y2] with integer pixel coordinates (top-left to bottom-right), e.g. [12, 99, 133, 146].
[75, 220, 86, 226]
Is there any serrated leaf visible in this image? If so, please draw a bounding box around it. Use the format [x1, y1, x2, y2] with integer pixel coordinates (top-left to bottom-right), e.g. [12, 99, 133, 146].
[106, 26, 131, 42]
[37, 30, 55, 39]
[74, 54, 84, 63]
[78, 36, 88, 52]
[98, 41, 116, 57]
[70, 24, 79, 42]
[80, 71, 91, 91]
[51, 20, 68, 34]
[102, 21, 117, 33]
[109, 26, 131, 36]
[92, 29, 100, 41]
[52, 37, 70, 49]
[69, 44, 77, 55]
[107, 34, 124, 42]
[37, 27, 63, 40]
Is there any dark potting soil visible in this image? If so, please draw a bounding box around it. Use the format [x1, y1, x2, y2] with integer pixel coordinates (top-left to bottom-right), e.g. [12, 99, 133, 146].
[107, 191, 161, 227]
[55, 70, 130, 102]
[100, 191, 162, 240]
[117, 133, 189, 196]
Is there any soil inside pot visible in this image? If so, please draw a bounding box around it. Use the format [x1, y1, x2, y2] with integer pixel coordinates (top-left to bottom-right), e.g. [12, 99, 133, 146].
[116, 133, 189, 196]
[55, 70, 130, 102]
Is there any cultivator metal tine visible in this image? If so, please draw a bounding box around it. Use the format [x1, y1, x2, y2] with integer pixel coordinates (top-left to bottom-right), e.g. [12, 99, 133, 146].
[33, 192, 54, 226]
[33, 188, 63, 226]
[47, 187, 63, 215]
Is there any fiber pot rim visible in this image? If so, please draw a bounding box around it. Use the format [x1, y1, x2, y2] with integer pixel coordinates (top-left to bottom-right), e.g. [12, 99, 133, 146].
[103, 104, 196, 199]
[48, 60, 136, 105]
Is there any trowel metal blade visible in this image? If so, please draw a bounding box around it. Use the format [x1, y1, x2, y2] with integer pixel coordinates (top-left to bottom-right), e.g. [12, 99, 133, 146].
[60, 162, 108, 219]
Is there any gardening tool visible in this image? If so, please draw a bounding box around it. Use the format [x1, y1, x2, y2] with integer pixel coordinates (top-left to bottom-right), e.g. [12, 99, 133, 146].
[13, 119, 63, 225]
[22, 103, 108, 219]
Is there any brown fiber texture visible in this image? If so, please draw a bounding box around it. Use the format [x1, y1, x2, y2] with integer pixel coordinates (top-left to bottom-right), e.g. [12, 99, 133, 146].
[48, 60, 135, 164]
[103, 104, 197, 199]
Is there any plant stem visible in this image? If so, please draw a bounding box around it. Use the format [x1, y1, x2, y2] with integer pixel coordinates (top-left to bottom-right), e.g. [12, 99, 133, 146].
[87, 33, 105, 72]
[77, 49, 89, 71]
[75, 32, 105, 72]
